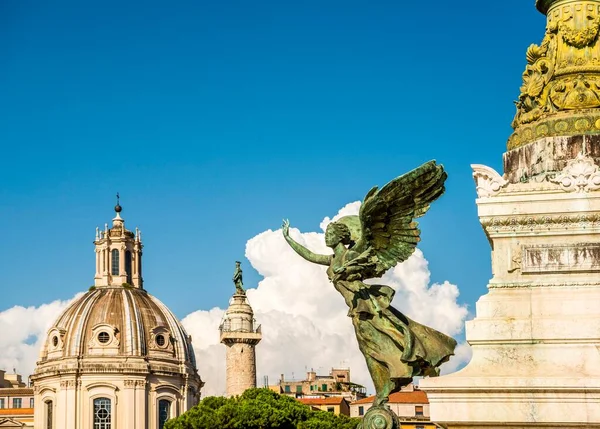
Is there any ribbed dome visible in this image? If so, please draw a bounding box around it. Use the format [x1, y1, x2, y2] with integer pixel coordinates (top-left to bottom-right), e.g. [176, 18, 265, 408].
[39, 287, 196, 366]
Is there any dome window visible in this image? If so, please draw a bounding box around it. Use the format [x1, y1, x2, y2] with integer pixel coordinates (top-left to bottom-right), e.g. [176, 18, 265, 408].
[93, 397, 111, 428]
[98, 332, 110, 344]
[158, 399, 171, 429]
[111, 249, 120, 276]
[52, 336, 59, 347]
[156, 335, 166, 347]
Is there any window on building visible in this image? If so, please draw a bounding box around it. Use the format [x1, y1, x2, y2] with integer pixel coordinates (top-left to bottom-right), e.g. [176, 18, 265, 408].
[93, 397, 111, 429]
[309, 385, 313, 391]
[158, 399, 171, 429]
[296, 385, 302, 393]
[125, 250, 132, 284]
[111, 249, 120, 276]
[46, 400, 53, 429]
[13, 398, 22, 408]
[0, 398, 4, 409]
[326, 407, 334, 413]
[284, 385, 291, 393]
[30, 398, 34, 408]
[415, 405, 424, 416]
[358, 406, 364, 416]
[321, 384, 327, 392]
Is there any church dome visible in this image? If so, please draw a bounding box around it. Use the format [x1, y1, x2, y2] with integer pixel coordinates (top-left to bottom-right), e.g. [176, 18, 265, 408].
[39, 287, 197, 366]
[31, 203, 202, 429]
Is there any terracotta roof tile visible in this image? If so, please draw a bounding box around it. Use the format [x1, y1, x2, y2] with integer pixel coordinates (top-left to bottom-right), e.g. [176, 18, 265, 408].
[0, 388, 33, 395]
[351, 390, 428, 405]
[0, 408, 34, 415]
[298, 397, 346, 406]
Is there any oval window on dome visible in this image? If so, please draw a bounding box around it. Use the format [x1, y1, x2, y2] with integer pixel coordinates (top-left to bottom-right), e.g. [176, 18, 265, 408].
[98, 332, 110, 344]
[156, 334, 166, 347]
[52, 336, 59, 347]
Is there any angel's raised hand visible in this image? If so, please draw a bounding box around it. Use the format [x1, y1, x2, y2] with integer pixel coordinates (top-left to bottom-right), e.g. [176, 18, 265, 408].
[282, 219, 290, 237]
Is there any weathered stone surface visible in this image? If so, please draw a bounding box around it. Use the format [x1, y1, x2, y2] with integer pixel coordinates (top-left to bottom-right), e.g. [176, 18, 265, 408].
[220, 293, 261, 397]
[503, 135, 600, 183]
[420, 165, 600, 427]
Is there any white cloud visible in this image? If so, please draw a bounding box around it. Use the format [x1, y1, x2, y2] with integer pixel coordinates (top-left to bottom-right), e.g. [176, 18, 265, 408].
[0, 295, 80, 378]
[0, 203, 470, 397]
[185, 202, 471, 396]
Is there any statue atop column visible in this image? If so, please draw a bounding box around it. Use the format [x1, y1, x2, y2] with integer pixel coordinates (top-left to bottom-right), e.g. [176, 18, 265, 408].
[233, 261, 245, 295]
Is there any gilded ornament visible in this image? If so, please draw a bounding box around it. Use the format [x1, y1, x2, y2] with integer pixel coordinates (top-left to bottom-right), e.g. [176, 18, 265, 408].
[537, 124, 550, 136]
[559, 16, 600, 48]
[555, 120, 569, 131]
[576, 117, 591, 129]
[509, 2, 600, 148]
[550, 75, 600, 109]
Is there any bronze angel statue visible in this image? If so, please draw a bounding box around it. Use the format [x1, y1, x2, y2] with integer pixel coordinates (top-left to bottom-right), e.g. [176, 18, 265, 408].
[282, 161, 456, 410]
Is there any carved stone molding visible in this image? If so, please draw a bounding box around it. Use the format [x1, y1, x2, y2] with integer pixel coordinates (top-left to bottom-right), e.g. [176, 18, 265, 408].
[522, 242, 600, 273]
[481, 213, 600, 233]
[59, 380, 79, 389]
[489, 281, 600, 289]
[508, 248, 522, 273]
[551, 153, 600, 192]
[124, 379, 147, 388]
[472, 164, 508, 198]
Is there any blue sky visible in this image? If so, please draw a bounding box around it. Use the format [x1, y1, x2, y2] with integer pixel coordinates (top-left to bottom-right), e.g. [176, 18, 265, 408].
[1, 1, 544, 319]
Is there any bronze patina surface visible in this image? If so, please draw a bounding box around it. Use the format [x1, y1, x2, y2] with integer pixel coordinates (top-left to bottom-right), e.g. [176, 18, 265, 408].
[233, 261, 245, 295]
[281, 161, 457, 427]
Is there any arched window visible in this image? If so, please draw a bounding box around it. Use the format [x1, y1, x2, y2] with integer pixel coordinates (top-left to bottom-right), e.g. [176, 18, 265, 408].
[158, 399, 171, 429]
[93, 397, 111, 429]
[125, 250, 132, 284]
[45, 400, 53, 429]
[111, 249, 119, 276]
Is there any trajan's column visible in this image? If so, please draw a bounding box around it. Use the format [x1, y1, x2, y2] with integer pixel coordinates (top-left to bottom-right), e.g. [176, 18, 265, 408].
[219, 262, 262, 397]
[421, 0, 600, 427]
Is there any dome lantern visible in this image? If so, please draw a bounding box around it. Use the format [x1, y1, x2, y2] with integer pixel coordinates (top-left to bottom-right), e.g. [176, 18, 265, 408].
[94, 197, 143, 289]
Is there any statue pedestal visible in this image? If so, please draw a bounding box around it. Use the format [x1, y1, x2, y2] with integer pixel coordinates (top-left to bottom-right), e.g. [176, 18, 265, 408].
[358, 406, 400, 429]
[420, 160, 600, 428]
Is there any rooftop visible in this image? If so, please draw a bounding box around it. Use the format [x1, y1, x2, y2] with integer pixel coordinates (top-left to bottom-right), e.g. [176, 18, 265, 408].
[298, 397, 347, 406]
[0, 388, 33, 395]
[0, 408, 34, 416]
[352, 390, 429, 405]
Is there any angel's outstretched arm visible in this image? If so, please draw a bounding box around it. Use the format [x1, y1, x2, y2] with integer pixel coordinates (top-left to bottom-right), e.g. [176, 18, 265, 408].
[282, 219, 331, 266]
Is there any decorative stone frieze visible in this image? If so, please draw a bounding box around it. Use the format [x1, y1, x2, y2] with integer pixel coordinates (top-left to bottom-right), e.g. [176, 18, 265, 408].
[124, 380, 147, 388]
[471, 164, 508, 198]
[551, 153, 600, 192]
[481, 213, 600, 233]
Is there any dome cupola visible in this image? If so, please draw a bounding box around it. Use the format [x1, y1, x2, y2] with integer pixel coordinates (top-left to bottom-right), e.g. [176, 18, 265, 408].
[94, 195, 144, 289]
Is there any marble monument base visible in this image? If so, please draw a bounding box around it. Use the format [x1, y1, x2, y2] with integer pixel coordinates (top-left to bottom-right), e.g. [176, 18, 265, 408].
[421, 158, 600, 428]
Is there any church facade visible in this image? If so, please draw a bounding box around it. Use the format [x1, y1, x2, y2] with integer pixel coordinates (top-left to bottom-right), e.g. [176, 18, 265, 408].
[31, 204, 203, 429]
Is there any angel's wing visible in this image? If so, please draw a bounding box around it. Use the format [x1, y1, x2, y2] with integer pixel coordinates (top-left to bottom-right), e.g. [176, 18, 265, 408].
[353, 160, 447, 279]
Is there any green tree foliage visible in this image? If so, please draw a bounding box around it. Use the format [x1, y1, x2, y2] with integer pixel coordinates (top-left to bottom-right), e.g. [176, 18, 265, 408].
[165, 388, 360, 429]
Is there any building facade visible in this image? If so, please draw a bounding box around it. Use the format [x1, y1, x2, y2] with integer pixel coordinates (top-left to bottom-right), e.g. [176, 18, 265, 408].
[0, 371, 33, 428]
[298, 396, 350, 416]
[30, 204, 203, 429]
[350, 384, 433, 429]
[272, 368, 366, 402]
